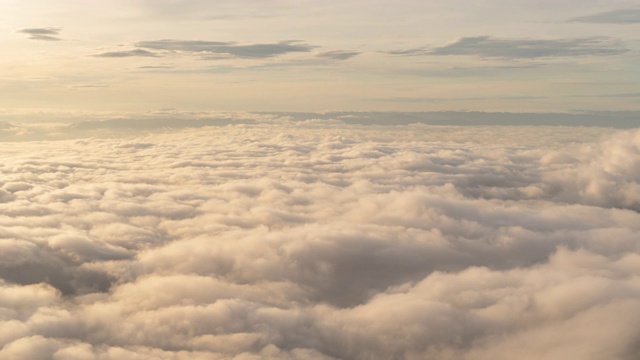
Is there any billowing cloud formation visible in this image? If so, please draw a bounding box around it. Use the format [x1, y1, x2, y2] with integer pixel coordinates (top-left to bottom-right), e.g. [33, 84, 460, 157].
[571, 8, 640, 24]
[390, 36, 629, 59]
[0, 121, 639, 359]
[18, 27, 62, 41]
[135, 39, 315, 58]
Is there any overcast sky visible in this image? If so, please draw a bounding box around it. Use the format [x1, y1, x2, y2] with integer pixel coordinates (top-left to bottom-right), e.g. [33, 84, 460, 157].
[1, 0, 639, 113]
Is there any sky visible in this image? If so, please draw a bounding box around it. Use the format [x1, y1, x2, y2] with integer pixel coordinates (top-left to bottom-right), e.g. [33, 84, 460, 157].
[1, 0, 640, 114]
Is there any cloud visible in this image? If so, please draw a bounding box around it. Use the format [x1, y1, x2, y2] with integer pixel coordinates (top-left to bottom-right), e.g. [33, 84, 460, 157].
[0, 120, 639, 358]
[1, 111, 639, 142]
[369, 96, 547, 103]
[18, 28, 62, 41]
[137, 65, 175, 69]
[266, 111, 640, 128]
[68, 117, 254, 130]
[316, 50, 360, 60]
[92, 49, 160, 58]
[68, 84, 109, 89]
[135, 39, 315, 58]
[389, 36, 629, 59]
[570, 8, 640, 24]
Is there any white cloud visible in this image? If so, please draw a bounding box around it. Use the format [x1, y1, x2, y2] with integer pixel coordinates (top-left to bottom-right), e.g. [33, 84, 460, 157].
[0, 121, 639, 358]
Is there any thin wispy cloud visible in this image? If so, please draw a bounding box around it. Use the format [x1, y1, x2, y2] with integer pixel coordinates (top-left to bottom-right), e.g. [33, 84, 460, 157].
[68, 84, 109, 88]
[137, 65, 175, 69]
[570, 8, 640, 24]
[135, 39, 315, 58]
[93, 49, 160, 58]
[389, 36, 629, 59]
[316, 50, 361, 60]
[565, 92, 640, 98]
[18, 27, 62, 41]
[371, 95, 547, 103]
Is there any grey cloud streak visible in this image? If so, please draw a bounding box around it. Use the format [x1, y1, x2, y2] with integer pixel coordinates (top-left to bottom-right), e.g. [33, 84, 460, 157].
[135, 39, 315, 58]
[570, 8, 640, 24]
[0, 121, 639, 359]
[18, 27, 62, 41]
[390, 36, 629, 59]
[316, 50, 360, 60]
[93, 49, 160, 58]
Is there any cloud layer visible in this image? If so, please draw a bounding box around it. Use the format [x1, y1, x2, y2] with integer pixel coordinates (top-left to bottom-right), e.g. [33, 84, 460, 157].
[0, 121, 639, 359]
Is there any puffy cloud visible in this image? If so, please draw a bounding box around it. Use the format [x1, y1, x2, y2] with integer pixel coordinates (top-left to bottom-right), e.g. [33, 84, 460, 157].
[0, 121, 639, 358]
[540, 129, 640, 211]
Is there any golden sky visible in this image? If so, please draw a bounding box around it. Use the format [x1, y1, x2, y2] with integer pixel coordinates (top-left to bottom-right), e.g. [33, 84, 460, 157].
[1, 0, 639, 114]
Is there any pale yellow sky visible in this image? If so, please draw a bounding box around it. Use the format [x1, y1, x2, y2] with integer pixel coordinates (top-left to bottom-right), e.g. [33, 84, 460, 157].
[1, 0, 639, 115]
